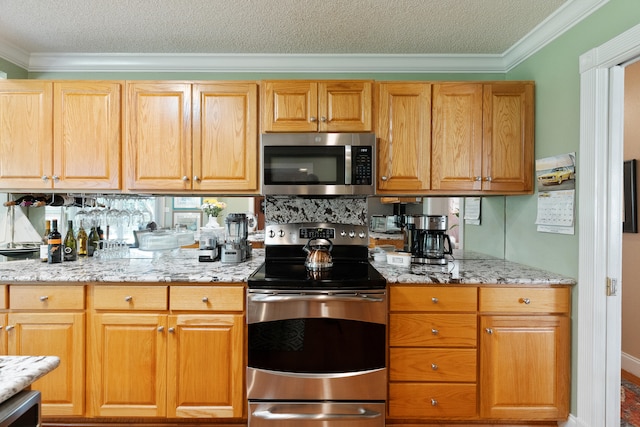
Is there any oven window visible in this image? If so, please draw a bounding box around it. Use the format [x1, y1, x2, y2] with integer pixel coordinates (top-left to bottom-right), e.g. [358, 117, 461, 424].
[263, 146, 346, 185]
[248, 318, 385, 373]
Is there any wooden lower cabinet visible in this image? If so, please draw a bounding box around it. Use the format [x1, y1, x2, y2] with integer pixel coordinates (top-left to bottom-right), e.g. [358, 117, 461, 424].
[388, 284, 571, 425]
[87, 284, 244, 420]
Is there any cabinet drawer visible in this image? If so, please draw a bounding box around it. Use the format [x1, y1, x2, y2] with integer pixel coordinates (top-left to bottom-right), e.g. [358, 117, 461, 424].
[169, 286, 244, 311]
[10, 285, 85, 310]
[0, 285, 7, 309]
[390, 286, 477, 312]
[389, 383, 477, 418]
[390, 313, 477, 347]
[92, 286, 168, 310]
[479, 287, 570, 314]
[390, 348, 476, 382]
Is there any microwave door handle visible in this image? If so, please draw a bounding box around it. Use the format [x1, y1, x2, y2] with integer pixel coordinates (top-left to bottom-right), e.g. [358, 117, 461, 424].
[344, 145, 352, 185]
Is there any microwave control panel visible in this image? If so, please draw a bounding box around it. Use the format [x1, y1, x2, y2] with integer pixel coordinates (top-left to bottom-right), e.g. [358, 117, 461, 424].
[352, 146, 373, 185]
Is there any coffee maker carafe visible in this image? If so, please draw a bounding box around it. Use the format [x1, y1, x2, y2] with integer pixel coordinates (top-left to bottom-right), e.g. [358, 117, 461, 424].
[404, 215, 453, 265]
[220, 213, 252, 263]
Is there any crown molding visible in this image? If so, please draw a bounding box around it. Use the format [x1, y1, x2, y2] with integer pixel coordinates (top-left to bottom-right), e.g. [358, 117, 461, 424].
[0, 0, 609, 74]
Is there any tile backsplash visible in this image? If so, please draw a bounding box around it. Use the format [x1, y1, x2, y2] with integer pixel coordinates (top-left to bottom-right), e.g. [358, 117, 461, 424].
[265, 196, 367, 225]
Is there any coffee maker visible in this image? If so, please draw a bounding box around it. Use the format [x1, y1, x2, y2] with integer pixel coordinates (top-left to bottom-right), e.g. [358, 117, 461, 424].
[220, 213, 252, 263]
[404, 214, 453, 265]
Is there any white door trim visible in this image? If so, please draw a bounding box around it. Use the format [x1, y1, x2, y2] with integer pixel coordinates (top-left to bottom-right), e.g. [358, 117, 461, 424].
[577, 22, 640, 427]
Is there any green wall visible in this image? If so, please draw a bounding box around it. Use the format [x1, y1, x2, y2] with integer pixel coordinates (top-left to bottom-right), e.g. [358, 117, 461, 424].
[0, 57, 27, 78]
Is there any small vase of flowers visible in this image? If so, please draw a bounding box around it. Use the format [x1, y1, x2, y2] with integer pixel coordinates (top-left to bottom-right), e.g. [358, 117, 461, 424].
[201, 199, 226, 228]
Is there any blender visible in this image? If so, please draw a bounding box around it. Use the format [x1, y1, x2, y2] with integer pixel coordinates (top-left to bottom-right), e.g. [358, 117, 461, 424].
[220, 213, 252, 263]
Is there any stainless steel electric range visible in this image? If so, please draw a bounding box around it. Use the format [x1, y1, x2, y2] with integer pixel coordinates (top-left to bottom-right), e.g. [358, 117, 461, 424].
[247, 222, 387, 427]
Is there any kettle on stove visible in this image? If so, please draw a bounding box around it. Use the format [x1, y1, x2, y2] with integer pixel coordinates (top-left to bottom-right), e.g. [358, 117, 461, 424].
[303, 237, 333, 271]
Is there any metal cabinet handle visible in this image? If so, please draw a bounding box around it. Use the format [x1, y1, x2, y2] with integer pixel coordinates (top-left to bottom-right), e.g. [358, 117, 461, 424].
[124, 295, 133, 302]
[431, 297, 439, 304]
[41, 175, 49, 181]
[485, 328, 493, 334]
[52, 175, 59, 182]
[485, 176, 492, 182]
[202, 296, 209, 303]
[520, 298, 531, 304]
[475, 176, 482, 181]
[431, 363, 438, 371]
[431, 398, 438, 406]
[320, 116, 327, 122]
[381, 176, 388, 181]
[39, 296, 48, 302]
[431, 328, 439, 335]
[5, 325, 14, 332]
[310, 116, 317, 122]
[157, 326, 164, 332]
[181, 176, 189, 182]
[168, 327, 175, 333]
[193, 175, 200, 182]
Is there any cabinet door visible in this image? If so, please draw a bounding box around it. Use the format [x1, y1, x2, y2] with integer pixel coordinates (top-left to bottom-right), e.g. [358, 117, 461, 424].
[167, 314, 244, 418]
[193, 82, 258, 192]
[0, 313, 7, 355]
[7, 312, 85, 416]
[318, 81, 372, 132]
[261, 81, 318, 132]
[126, 82, 192, 190]
[0, 80, 53, 190]
[482, 82, 534, 192]
[88, 313, 167, 417]
[479, 315, 570, 420]
[375, 82, 431, 193]
[53, 81, 122, 190]
[431, 83, 483, 191]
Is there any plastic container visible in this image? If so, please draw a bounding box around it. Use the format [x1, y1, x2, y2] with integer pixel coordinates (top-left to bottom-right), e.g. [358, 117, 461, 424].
[386, 251, 412, 268]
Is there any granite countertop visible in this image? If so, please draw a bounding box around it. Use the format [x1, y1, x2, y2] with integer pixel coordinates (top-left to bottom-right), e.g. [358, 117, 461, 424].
[0, 248, 575, 286]
[0, 356, 60, 404]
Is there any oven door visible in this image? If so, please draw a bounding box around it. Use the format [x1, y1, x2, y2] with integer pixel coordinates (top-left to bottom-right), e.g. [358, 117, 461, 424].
[247, 290, 387, 401]
[249, 401, 386, 427]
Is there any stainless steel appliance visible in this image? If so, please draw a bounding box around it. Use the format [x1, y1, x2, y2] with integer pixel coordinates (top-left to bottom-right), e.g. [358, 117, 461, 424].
[247, 222, 387, 427]
[261, 133, 376, 195]
[220, 213, 251, 263]
[404, 214, 453, 265]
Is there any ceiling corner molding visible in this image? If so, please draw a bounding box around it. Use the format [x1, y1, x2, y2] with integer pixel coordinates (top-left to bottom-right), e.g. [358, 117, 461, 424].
[504, 0, 610, 71]
[26, 52, 507, 74]
[0, 37, 30, 70]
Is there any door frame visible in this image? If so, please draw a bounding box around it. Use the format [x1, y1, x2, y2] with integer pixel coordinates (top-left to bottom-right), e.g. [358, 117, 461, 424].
[577, 22, 640, 427]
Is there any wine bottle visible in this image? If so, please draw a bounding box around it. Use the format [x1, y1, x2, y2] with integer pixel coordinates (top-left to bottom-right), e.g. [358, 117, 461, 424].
[77, 222, 88, 257]
[63, 220, 77, 261]
[88, 226, 100, 257]
[40, 220, 51, 262]
[47, 219, 62, 264]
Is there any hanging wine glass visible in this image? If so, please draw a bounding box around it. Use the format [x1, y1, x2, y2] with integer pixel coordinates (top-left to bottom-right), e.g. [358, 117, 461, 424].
[74, 196, 90, 234]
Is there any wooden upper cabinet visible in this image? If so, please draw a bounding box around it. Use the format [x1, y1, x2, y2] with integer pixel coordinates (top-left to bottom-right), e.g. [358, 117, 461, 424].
[53, 81, 122, 190]
[126, 82, 192, 191]
[126, 81, 258, 193]
[261, 80, 372, 132]
[192, 82, 258, 192]
[375, 82, 431, 193]
[0, 80, 53, 189]
[482, 82, 534, 193]
[0, 80, 122, 191]
[431, 83, 483, 191]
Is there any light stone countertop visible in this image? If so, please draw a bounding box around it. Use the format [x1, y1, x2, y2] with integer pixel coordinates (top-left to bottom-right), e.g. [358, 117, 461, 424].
[0, 356, 60, 404]
[0, 248, 575, 286]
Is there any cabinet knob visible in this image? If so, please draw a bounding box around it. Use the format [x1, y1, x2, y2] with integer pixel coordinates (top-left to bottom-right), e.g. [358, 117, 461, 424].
[485, 176, 493, 182]
[431, 398, 438, 406]
[381, 176, 388, 181]
[202, 296, 209, 303]
[181, 176, 189, 182]
[485, 328, 493, 334]
[124, 295, 133, 302]
[41, 175, 49, 181]
[157, 326, 164, 332]
[475, 176, 482, 181]
[310, 116, 317, 122]
[168, 327, 175, 333]
[5, 325, 14, 332]
[39, 295, 48, 302]
[431, 328, 439, 335]
[320, 116, 327, 122]
[193, 175, 200, 182]
[520, 298, 531, 304]
[431, 297, 439, 304]
[431, 363, 438, 371]
[52, 175, 59, 182]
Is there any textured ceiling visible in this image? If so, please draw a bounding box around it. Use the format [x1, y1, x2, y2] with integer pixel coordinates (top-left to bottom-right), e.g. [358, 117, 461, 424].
[0, 0, 567, 55]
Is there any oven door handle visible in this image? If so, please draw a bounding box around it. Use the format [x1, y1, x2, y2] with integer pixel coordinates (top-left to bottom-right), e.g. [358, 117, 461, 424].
[252, 406, 382, 420]
[248, 293, 384, 303]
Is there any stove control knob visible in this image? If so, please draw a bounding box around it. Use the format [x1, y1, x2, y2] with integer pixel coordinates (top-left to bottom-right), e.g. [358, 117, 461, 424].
[358, 232, 366, 238]
[268, 229, 276, 238]
[278, 229, 286, 238]
[340, 230, 347, 237]
[348, 230, 355, 238]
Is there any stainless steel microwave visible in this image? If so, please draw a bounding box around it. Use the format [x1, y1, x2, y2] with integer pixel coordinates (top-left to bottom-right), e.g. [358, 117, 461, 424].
[260, 133, 376, 196]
